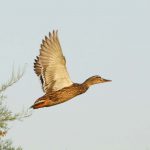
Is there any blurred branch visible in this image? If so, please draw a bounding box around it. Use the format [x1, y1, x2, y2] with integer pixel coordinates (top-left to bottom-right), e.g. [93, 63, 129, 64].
[0, 139, 22, 150]
[0, 66, 26, 93]
[0, 98, 32, 132]
[0, 65, 31, 149]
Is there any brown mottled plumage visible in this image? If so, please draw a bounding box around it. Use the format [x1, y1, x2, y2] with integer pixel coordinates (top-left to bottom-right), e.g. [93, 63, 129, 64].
[31, 30, 111, 109]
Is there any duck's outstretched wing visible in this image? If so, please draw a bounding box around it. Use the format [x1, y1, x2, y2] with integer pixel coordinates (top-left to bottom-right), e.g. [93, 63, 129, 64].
[34, 30, 73, 93]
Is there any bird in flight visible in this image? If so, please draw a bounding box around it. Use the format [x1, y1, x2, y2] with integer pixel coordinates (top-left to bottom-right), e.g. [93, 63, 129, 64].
[31, 30, 111, 109]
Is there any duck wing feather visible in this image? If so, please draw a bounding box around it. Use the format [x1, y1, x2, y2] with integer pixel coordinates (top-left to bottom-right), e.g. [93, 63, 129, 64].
[34, 30, 73, 93]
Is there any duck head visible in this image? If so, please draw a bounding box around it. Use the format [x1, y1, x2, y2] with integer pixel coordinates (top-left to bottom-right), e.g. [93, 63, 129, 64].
[83, 75, 111, 87]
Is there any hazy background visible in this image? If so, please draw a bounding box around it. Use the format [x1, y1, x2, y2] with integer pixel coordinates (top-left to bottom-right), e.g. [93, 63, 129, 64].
[0, 0, 150, 150]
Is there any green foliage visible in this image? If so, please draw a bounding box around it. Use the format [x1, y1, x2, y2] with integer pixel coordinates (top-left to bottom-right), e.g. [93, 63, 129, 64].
[0, 139, 22, 150]
[0, 67, 31, 149]
[0, 67, 24, 93]
[0, 95, 30, 134]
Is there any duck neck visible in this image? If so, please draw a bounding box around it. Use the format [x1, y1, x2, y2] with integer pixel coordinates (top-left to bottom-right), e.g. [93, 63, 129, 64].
[82, 76, 97, 88]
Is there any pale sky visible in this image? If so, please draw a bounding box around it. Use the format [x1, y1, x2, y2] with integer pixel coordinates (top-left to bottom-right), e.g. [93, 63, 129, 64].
[0, 0, 150, 150]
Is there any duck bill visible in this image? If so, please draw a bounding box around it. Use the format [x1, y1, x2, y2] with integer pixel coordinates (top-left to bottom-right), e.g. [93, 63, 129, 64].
[101, 78, 112, 83]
